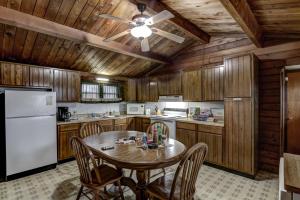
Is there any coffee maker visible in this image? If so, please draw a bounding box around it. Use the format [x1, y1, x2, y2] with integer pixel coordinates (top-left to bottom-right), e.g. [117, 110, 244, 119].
[57, 107, 71, 122]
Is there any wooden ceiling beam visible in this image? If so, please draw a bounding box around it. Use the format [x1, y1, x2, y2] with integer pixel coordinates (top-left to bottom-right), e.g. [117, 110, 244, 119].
[129, 0, 210, 43]
[219, 0, 263, 47]
[0, 6, 169, 64]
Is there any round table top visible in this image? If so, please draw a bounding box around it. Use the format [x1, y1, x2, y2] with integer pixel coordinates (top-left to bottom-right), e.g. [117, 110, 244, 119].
[83, 131, 186, 170]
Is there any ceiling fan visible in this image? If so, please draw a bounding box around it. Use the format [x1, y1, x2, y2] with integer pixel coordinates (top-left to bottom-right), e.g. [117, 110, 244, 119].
[97, 3, 185, 52]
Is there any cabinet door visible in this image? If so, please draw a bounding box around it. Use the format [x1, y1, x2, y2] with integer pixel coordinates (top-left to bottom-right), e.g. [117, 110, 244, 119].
[135, 118, 143, 132]
[182, 70, 202, 101]
[149, 76, 158, 102]
[198, 132, 223, 165]
[137, 78, 149, 102]
[224, 54, 253, 98]
[29, 66, 53, 88]
[98, 120, 114, 132]
[176, 128, 197, 149]
[58, 123, 80, 161]
[157, 75, 169, 96]
[202, 66, 224, 101]
[168, 72, 182, 95]
[53, 69, 80, 102]
[127, 79, 137, 101]
[126, 117, 136, 131]
[0, 63, 30, 86]
[224, 98, 253, 174]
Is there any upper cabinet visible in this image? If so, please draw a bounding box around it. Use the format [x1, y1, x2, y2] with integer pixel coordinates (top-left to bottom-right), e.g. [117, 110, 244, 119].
[53, 69, 81, 102]
[224, 54, 258, 98]
[202, 66, 224, 101]
[0, 62, 29, 86]
[137, 77, 149, 102]
[182, 70, 202, 101]
[157, 72, 182, 96]
[127, 79, 137, 101]
[149, 76, 158, 102]
[29, 66, 53, 88]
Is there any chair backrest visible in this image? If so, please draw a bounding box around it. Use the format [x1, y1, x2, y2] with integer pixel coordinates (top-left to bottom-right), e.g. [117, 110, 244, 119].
[146, 121, 170, 139]
[70, 136, 102, 185]
[170, 143, 208, 200]
[80, 121, 104, 138]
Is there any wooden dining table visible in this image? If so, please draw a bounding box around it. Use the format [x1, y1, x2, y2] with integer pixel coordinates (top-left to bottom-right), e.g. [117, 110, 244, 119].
[83, 131, 186, 200]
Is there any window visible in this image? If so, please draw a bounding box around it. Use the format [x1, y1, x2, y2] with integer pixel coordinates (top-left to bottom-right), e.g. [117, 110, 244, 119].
[81, 83, 100, 100]
[81, 82, 122, 102]
[102, 85, 118, 99]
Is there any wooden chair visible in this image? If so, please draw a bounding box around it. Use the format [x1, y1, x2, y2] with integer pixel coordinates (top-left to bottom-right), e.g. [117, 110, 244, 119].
[146, 121, 170, 183]
[146, 143, 208, 200]
[79, 121, 104, 138]
[70, 136, 124, 200]
[80, 122, 104, 165]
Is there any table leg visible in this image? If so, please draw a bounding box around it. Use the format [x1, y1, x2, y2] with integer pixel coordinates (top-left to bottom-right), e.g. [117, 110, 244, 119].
[136, 170, 148, 200]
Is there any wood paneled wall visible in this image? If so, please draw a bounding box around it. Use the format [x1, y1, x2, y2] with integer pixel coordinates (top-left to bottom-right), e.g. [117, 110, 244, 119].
[259, 60, 285, 173]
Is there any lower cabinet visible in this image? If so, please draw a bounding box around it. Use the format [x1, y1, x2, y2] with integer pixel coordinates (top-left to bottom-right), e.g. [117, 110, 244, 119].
[98, 119, 114, 132]
[114, 118, 127, 131]
[197, 125, 224, 165]
[126, 117, 136, 131]
[176, 122, 197, 149]
[135, 117, 150, 132]
[57, 123, 81, 161]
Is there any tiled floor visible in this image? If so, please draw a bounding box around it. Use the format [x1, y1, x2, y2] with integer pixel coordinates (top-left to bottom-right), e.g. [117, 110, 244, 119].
[0, 161, 278, 200]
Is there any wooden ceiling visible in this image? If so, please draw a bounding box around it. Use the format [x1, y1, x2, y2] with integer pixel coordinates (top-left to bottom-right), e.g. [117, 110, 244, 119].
[161, 0, 244, 34]
[0, 0, 195, 77]
[0, 0, 299, 77]
[248, 0, 300, 38]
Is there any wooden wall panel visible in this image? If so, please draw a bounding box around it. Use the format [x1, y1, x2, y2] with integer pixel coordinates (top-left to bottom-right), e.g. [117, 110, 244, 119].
[258, 60, 285, 173]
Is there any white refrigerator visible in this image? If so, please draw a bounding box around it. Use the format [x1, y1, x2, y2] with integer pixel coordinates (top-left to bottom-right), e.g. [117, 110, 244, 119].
[1, 90, 57, 178]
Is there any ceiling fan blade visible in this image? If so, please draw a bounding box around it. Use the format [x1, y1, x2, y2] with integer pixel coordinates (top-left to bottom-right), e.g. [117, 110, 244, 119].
[97, 14, 133, 24]
[145, 10, 174, 25]
[152, 28, 185, 43]
[104, 30, 131, 42]
[141, 38, 150, 52]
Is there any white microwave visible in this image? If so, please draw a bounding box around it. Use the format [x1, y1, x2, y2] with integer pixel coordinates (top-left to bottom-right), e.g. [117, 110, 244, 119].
[127, 103, 145, 115]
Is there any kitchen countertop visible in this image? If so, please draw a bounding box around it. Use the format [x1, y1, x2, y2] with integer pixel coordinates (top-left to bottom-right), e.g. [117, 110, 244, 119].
[57, 115, 224, 127]
[176, 118, 224, 127]
[57, 115, 151, 125]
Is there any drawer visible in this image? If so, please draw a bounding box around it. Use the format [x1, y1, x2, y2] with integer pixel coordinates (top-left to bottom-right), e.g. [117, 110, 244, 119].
[98, 119, 114, 126]
[114, 118, 127, 124]
[198, 124, 223, 135]
[58, 123, 81, 131]
[176, 122, 197, 131]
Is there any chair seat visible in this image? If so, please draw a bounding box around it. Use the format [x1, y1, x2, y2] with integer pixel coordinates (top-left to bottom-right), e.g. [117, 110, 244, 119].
[90, 164, 122, 186]
[147, 173, 183, 200]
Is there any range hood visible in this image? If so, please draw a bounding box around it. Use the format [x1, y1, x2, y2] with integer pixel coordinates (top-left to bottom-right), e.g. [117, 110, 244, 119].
[158, 95, 183, 102]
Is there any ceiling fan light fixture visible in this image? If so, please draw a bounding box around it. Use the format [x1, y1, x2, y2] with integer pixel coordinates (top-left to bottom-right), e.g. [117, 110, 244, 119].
[130, 25, 152, 38]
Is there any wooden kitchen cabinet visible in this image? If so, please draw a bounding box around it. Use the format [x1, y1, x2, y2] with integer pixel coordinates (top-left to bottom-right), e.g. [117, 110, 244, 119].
[127, 79, 137, 101]
[224, 98, 257, 175]
[114, 118, 127, 131]
[137, 77, 149, 102]
[0, 62, 29, 86]
[202, 66, 224, 101]
[198, 124, 224, 165]
[176, 122, 197, 148]
[57, 123, 81, 161]
[157, 73, 182, 96]
[168, 72, 182, 95]
[98, 119, 114, 132]
[149, 76, 158, 102]
[53, 69, 80, 102]
[29, 66, 53, 88]
[126, 117, 136, 131]
[135, 117, 150, 132]
[224, 54, 258, 98]
[182, 70, 202, 101]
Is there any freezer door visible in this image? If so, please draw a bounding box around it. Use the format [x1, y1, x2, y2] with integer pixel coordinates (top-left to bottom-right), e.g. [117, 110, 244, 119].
[6, 115, 57, 176]
[5, 90, 56, 118]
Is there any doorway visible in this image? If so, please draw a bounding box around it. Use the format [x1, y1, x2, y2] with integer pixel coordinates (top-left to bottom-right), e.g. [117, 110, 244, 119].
[286, 70, 300, 154]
